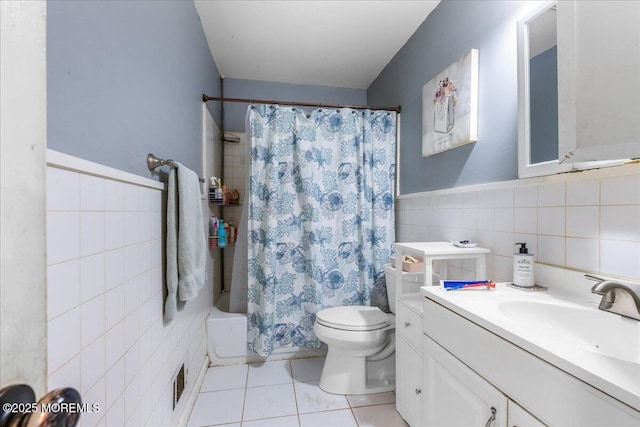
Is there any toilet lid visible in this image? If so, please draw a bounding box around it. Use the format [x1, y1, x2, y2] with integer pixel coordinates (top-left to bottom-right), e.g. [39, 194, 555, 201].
[315, 306, 390, 331]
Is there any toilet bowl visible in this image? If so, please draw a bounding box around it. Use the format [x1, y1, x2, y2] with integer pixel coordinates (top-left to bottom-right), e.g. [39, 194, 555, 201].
[314, 306, 396, 395]
[314, 264, 405, 395]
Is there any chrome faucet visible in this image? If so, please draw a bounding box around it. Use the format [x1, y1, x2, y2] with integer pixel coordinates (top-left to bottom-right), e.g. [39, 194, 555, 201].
[586, 274, 640, 321]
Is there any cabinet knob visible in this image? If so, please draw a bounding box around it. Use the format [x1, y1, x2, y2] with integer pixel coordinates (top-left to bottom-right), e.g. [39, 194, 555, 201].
[404, 321, 411, 327]
[484, 407, 497, 427]
[415, 388, 421, 395]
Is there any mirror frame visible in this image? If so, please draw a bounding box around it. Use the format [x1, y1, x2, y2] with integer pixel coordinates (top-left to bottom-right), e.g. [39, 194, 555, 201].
[517, 0, 571, 178]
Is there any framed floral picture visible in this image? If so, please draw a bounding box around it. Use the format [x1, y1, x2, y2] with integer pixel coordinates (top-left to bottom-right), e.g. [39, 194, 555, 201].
[422, 49, 479, 157]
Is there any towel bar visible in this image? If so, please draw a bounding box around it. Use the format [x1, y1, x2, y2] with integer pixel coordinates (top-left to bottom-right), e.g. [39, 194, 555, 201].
[147, 153, 205, 183]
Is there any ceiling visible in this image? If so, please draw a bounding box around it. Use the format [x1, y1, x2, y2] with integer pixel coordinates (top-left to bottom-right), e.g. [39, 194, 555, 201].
[194, 0, 440, 90]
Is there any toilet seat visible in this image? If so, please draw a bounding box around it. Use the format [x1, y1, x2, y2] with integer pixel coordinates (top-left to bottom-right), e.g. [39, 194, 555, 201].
[315, 306, 391, 331]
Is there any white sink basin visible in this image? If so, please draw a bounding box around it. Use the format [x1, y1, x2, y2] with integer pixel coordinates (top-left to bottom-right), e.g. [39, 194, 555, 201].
[498, 300, 640, 364]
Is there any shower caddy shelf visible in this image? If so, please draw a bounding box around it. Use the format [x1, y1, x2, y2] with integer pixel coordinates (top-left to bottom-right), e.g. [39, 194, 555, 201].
[208, 220, 238, 248]
[208, 185, 240, 248]
[208, 188, 241, 206]
[208, 236, 235, 248]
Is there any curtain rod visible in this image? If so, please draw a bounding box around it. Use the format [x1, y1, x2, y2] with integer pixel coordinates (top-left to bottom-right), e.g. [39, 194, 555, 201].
[202, 94, 401, 113]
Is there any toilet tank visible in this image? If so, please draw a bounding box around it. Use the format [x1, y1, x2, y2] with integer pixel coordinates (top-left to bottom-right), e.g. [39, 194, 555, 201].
[384, 264, 426, 313]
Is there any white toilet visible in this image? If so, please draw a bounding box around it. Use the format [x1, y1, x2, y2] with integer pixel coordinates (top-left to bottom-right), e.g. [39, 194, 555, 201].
[314, 265, 401, 395]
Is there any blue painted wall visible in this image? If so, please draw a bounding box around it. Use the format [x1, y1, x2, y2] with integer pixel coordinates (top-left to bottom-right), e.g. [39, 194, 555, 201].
[222, 78, 367, 131]
[47, 0, 221, 177]
[368, 0, 531, 194]
[529, 46, 558, 164]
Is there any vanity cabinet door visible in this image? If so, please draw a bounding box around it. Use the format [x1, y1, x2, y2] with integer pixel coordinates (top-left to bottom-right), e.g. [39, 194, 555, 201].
[508, 401, 546, 427]
[423, 335, 507, 427]
[396, 334, 424, 427]
[558, 0, 640, 162]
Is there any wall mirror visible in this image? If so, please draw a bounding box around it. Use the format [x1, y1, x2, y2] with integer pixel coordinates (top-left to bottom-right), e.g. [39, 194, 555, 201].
[517, 1, 570, 178]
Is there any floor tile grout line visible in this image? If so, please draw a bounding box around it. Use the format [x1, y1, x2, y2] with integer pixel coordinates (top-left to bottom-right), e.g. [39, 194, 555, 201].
[240, 365, 250, 426]
[351, 405, 361, 427]
[245, 381, 296, 390]
[289, 360, 303, 427]
[348, 401, 397, 410]
[196, 387, 247, 395]
[240, 413, 299, 425]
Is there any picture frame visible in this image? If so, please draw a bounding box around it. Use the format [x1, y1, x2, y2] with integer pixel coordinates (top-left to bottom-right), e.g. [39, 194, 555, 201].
[422, 49, 479, 157]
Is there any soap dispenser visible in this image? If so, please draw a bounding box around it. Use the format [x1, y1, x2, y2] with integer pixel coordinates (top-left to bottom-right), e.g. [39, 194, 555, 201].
[513, 243, 534, 287]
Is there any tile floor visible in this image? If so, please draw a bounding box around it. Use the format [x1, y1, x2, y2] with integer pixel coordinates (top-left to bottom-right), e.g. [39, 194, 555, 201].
[187, 357, 408, 427]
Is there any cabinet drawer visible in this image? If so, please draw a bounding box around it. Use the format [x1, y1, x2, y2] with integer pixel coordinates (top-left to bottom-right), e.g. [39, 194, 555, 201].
[395, 301, 423, 352]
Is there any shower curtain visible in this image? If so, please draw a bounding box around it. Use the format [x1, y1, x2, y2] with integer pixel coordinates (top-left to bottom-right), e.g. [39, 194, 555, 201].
[247, 105, 397, 356]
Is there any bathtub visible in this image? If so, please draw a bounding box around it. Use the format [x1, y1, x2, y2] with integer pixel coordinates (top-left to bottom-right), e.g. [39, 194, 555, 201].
[206, 292, 326, 366]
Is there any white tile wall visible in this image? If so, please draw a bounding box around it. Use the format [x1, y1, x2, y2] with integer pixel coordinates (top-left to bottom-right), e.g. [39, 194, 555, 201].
[538, 207, 565, 236]
[601, 174, 640, 205]
[222, 133, 247, 291]
[396, 163, 640, 283]
[46, 163, 212, 426]
[567, 179, 599, 206]
[566, 206, 599, 239]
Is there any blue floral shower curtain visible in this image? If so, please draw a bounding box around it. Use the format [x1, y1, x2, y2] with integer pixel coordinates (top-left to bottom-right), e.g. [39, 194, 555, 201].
[247, 105, 397, 356]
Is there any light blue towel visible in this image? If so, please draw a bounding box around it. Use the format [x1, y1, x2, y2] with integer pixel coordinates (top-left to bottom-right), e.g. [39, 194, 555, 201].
[165, 162, 207, 319]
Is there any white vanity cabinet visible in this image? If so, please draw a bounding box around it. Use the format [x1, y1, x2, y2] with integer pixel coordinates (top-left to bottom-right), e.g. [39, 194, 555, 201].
[397, 292, 520, 427]
[421, 295, 640, 427]
[558, 0, 640, 162]
[395, 296, 424, 427]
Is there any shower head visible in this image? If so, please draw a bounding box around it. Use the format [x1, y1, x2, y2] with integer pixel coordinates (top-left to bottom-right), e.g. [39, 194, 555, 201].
[222, 133, 241, 144]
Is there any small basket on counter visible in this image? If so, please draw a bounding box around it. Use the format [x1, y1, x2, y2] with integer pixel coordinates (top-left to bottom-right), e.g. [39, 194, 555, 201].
[390, 255, 424, 272]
